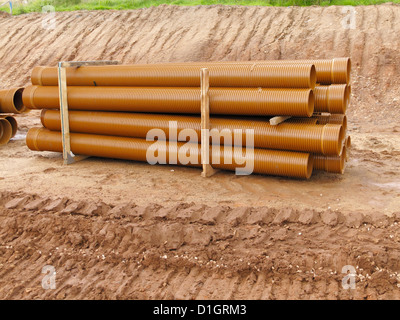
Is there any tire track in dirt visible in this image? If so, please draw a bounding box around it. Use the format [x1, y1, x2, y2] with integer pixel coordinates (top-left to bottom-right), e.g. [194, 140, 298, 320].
[1, 191, 400, 299]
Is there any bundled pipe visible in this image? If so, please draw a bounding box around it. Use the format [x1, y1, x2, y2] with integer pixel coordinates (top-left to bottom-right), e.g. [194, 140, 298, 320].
[26, 127, 314, 179]
[31, 58, 350, 86]
[23, 85, 315, 117]
[26, 57, 351, 178]
[40, 110, 345, 156]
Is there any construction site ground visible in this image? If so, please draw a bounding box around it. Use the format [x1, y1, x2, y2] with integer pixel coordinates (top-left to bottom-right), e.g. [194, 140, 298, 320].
[0, 4, 400, 299]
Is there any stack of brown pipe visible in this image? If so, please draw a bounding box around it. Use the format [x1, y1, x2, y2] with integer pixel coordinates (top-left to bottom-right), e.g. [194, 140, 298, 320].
[0, 88, 25, 145]
[291, 83, 351, 174]
[25, 58, 351, 179]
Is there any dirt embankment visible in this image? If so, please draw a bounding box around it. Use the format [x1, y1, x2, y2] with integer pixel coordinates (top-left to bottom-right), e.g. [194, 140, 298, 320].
[0, 4, 400, 299]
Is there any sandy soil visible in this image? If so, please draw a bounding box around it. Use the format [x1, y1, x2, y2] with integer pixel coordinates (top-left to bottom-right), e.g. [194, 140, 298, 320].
[0, 4, 400, 299]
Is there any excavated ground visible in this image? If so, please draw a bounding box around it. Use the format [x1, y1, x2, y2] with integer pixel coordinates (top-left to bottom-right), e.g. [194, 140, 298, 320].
[0, 4, 400, 299]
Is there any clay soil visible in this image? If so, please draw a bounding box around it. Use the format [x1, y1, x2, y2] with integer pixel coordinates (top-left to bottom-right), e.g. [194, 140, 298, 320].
[0, 4, 400, 299]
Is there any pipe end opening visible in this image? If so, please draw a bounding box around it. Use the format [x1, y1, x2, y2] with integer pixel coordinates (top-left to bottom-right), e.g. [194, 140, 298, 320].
[0, 119, 12, 145]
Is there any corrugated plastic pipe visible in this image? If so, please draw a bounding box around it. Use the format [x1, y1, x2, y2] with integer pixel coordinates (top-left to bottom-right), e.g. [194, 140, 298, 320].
[314, 84, 350, 114]
[23, 85, 315, 117]
[165, 58, 352, 84]
[0, 118, 12, 145]
[314, 145, 347, 174]
[41, 110, 344, 156]
[0, 88, 25, 114]
[31, 57, 351, 86]
[0, 115, 17, 138]
[26, 127, 314, 179]
[31, 64, 316, 89]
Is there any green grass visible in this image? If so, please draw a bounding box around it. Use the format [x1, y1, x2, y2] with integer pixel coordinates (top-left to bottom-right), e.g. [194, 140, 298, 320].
[1, 0, 398, 15]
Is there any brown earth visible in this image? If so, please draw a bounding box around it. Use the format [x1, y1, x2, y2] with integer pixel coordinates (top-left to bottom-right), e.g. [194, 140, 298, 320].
[0, 4, 400, 299]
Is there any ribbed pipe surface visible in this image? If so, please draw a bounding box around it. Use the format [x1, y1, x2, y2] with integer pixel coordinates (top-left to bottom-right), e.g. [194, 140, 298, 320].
[314, 145, 347, 174]
[23, 85, 314, 117]
[174, 58, 351, 84]
[32, 64, 316, 89]
[0, 118, 12, 145]
[0, 115, 17, 138]
[0, 88, 25, 114]
[31, 58, 349, 85]
[26, 127, 314, 179]
[41, 110, 343, 155]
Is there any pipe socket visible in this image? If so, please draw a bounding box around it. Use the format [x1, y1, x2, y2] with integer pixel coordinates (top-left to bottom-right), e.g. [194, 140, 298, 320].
[0, 88, 25, 114]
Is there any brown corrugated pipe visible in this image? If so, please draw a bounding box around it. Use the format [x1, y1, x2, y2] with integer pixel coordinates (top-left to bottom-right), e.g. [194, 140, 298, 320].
[31, 64, 317, 89]
[31, 58, 350, 87]
[176, 58, 351, 85]
[102, 58, 350, 84]
[314, 145, 347, 174]
[26, 127, 314, 179]
[0, 88, 25, 114]
[41, 110, 344, 156]
[0, 115, 17, 138]
[23, 85, 315, 117]
[314, 84, 350, 114]
[0, 118, 12, 145]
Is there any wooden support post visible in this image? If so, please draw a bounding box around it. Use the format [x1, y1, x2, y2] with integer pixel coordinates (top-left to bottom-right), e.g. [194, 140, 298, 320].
[57, 60, 119, 165]
[269, 116, 292, 126]
[200, 68, 218, 178]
